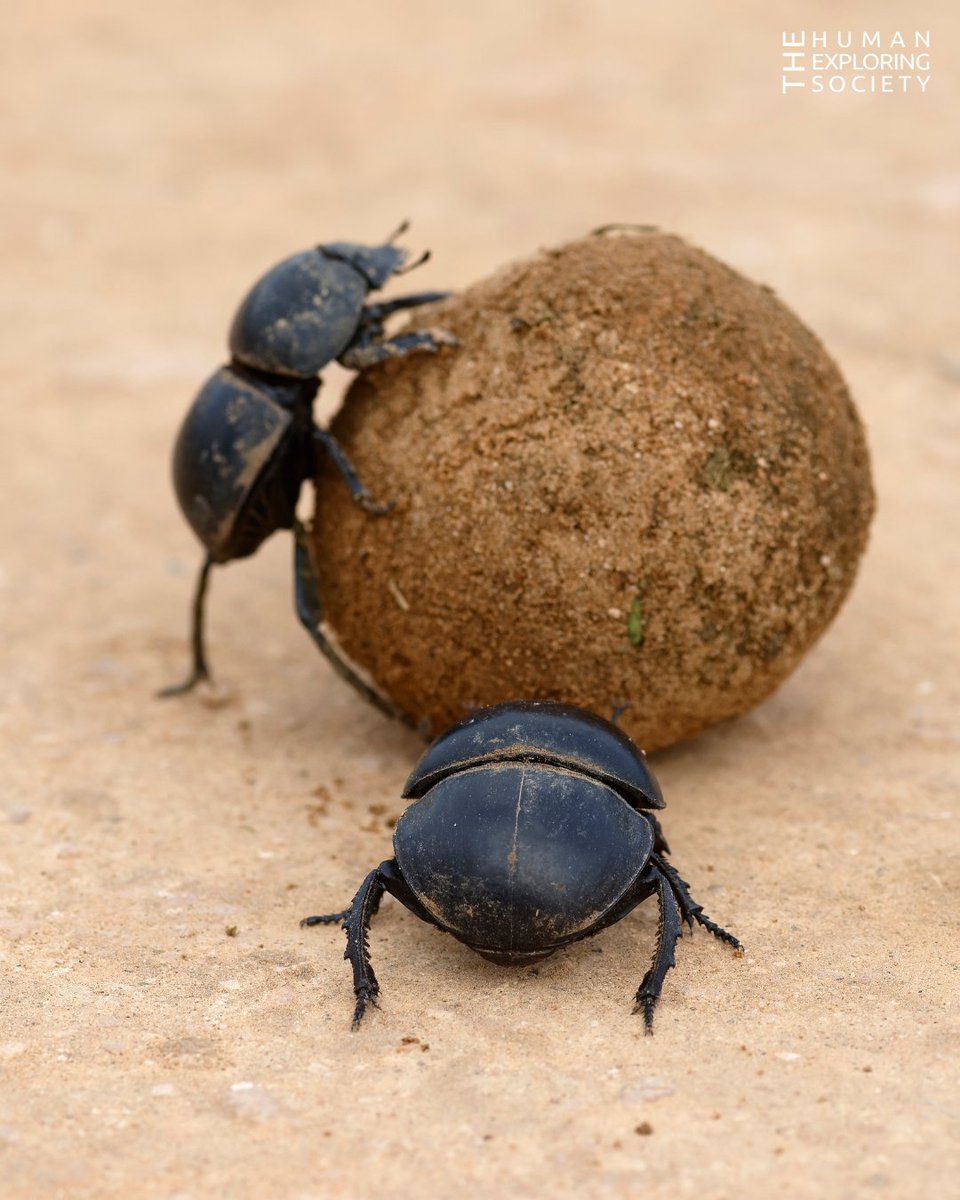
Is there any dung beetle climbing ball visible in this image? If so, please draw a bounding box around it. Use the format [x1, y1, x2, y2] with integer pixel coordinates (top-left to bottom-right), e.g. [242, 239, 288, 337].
[301, 700, 743, 1029]
[160, 221, 455, 715]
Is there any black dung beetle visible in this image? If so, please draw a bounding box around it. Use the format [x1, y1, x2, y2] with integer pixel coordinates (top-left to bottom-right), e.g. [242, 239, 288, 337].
[301, 701, 743, 1030]
[160, 221, 454, 717]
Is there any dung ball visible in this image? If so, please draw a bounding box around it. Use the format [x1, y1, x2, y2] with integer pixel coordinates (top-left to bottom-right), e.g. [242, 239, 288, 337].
[311, 231, 874, 750]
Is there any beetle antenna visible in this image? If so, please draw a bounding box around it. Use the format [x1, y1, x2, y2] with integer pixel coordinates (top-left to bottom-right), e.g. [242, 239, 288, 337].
[610, 703, 630, 725]
[395, 248, 430, 275]
[386, 218, 411, 243]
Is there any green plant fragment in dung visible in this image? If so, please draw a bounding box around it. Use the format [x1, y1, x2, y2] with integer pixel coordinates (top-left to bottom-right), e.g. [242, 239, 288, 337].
[700, 446, 733, 491]
[627, 593, 646, 647]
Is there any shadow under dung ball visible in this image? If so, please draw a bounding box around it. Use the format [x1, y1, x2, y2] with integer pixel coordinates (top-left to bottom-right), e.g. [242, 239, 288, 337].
[310, 231, 874, 750]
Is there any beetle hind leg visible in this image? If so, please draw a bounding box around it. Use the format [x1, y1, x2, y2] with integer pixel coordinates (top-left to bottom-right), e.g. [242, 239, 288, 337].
[157, 554, 214, 697]
[301, 868, 387, 1029]
[292, 521, 414, 726]
[652, 852, 743, 950]
[633, 867, 682, 1032]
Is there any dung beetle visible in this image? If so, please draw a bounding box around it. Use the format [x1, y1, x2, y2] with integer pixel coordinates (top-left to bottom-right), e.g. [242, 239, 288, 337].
[160, 221, 454, 717]
[301, 701, 743, 1030]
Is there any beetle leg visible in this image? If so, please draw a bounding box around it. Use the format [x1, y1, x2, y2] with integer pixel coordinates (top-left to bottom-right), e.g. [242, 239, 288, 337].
[300, 908, 352, 927]
[341, 869, 387, 1029]
[347, 294, 450, 353]
[643, 812, 671, 857]
[338, 329, 458, 371]
[292, 521, 415, 727]
[359, 291, 450, 328]
[157, 554, 214, 697]
[651, 852, 743, 949]
[301, 868, 387, 1029]
[312, 428, 393, 515]
[633, 866, 682, 1032]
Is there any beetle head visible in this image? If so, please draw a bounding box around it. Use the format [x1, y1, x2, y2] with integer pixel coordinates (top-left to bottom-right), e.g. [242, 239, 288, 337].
[319, 220, 429, 290]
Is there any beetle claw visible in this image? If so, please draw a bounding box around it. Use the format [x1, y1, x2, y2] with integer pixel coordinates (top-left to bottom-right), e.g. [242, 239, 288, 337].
[156, 671, 207, 699]
[358, 494, 395, 517]
[633, 993, 658, 1032]
[351, 985, 380, 1029]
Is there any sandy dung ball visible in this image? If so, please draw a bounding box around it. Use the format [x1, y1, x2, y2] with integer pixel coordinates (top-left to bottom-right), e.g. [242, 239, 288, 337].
[311, 231, 874, 750]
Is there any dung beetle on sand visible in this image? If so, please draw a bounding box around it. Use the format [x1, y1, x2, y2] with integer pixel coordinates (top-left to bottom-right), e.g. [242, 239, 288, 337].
[302, 701, 742, 1029]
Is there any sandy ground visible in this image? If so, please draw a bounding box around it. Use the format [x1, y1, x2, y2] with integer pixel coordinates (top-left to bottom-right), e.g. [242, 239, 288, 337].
[1, 3, 958, 1198]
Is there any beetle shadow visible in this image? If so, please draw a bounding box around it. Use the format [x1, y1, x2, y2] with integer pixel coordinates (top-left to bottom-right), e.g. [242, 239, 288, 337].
[375, 900, 663, 998]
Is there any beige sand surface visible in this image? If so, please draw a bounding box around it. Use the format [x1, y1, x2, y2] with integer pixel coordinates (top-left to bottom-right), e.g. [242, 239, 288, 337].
[1, 3, 957, 1198]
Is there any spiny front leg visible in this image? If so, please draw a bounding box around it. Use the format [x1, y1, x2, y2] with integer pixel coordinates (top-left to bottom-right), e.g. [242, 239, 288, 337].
[651, 851, 743, 950]
[301, 867, 386, 1029]
[633, 866, 682, 1033]
[359, 292, 451, 332]
[342, 292, 454, 362]
[338, 329, 458, 371]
